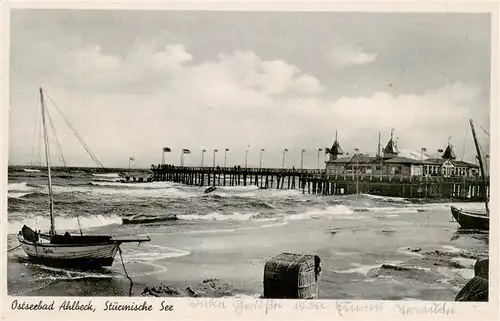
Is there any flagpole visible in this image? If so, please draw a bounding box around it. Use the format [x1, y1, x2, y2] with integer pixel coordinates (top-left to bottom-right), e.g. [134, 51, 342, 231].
[420, 148, 424, 176]
[301, 149, 305, 170]
[282, 149, 287, 168]
[245, 149, 248, 168]
[260, 149, 264, 169]
[317, 148, 322, 169]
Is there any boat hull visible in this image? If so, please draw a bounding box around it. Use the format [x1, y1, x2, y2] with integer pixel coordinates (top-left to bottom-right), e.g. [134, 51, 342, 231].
[18, 236, 119, 268]
[451, 206, 489, 231]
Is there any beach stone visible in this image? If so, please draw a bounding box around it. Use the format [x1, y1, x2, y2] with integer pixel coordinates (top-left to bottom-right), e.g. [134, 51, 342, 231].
[368, 264, 442, 284]
[142, 284, 181, 297]
[455, 276, 488, 302]
[474, 259, 488, 279]
[141, 279, 235, 298]
[381, 264, 410, 271]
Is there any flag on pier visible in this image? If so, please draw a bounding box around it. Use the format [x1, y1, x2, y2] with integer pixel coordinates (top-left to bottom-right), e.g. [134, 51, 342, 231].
[284, 149, 288, 152]
[163, 147, 171, 152]
[129, 156, 135, 162]
[202, 149, 207, 152]
[302, 149, 306, 152]
[437, 149, 444, 153]
[261, 148, 265, 152]
[214, 149, 218, 152]
[421, 148, 427, 152]
[225, 148, 230, 151]
[182, 149, 191, 154]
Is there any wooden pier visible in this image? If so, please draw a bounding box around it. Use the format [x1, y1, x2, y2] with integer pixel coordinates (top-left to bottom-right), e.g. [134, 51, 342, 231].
[145, 165, 489, 201]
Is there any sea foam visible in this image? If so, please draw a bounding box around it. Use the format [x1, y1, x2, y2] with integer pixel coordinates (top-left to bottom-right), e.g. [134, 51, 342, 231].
[8, 214, 122, 234]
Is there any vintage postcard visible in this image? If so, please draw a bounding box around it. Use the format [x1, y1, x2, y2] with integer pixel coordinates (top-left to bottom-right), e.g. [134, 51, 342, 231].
[1, 1, 498, 320]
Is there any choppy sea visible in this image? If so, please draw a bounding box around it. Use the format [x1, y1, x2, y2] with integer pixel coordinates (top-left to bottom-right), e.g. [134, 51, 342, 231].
[6, 166, 489, 300]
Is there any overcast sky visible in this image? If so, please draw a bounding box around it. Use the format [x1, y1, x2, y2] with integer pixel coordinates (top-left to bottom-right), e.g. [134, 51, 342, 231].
[9, 10, 491, 169]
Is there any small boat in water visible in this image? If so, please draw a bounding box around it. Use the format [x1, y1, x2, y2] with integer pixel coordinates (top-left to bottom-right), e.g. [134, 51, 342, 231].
[450, 119, 489, 231]
[122, 214, 178, 225]
[18, 88, 150, 269]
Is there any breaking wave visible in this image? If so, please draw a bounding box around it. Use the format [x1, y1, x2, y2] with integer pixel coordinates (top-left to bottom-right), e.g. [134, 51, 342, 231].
[179, 211, 266, 221]
[360, 193, 411, 204]
[8, 182, 33, 192]
[92, 173, 123, 182]
[8, 182, 45, 199]
[8, 214, 122, 234]
[92, 173, 121, 178]
[285, 205, 356, 220]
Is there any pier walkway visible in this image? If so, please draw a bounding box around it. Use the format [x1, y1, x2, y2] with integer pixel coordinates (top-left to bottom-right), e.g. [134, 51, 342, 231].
[145, 165, 489, 201]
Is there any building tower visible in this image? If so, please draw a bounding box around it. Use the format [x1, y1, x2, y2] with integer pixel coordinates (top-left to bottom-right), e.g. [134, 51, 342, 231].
[383, 128, 399, 158]
[441, 137, 457, 160]
[328, 130, 344, 161]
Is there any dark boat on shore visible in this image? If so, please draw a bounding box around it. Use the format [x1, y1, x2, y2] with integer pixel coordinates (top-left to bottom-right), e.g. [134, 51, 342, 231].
[450, 119, 489, 231]
[450, 206, 489, 231]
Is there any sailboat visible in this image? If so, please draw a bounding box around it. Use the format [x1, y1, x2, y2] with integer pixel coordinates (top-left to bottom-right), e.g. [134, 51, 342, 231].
[17, 88, 150, 269]
[450, 119, 489, 231]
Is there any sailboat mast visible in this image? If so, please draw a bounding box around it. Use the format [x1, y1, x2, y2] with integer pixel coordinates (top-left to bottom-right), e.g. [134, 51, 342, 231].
[40, 87, 55, 235]
[469, 119, 489, 213]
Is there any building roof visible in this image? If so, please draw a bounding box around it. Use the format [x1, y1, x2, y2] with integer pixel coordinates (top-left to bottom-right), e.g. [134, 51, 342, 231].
[425, 158, 479, 168]
[329, 156, 352, 163]
[424, 158, 447, 165]
[384, 156, 425, 164]
[453, 160, 478, 168]
[350, 154, 378, 164]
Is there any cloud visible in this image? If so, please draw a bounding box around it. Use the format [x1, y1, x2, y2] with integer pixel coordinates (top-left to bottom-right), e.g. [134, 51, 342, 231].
[290, 82, 487, 162]
[9, 41, 487, 168]
[325, 45, 377, 69]
[47, 45, 323, 97]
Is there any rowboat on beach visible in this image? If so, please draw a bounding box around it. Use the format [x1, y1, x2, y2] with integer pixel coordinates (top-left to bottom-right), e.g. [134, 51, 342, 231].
[450, 119, 489, 232]
[450, 206, 489, 231]
[17, 88, 150, 269]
